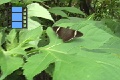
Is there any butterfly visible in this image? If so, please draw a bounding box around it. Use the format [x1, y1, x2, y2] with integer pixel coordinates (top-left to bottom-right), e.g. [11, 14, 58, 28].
[52, 26, 83, 42]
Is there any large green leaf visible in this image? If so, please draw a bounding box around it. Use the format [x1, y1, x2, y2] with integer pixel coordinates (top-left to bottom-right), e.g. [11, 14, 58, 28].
[99, 37, 120, 53]
[50, 20, 112, 49]
[49, 9, 68, 17]
[22, 27, 79, 80]
[6, 46, 27, 57]
[82, 37, 120, 56]
[6, 29, 18, 50]
[19, 27, 42, 45]
[0, 49, 24, 80]
[23, 52, 56, 80]
[22, 19, 119, 80]
[53, 50, 120, 80]
[28, 17, 42, 30]
[27, 3, 54, 21]
[44, 24, 112, 56]
[49, 7, 85, 17]
[6, 29, 16, 44]
[80, 23, 112, 48]
[44, 22, 118, 80]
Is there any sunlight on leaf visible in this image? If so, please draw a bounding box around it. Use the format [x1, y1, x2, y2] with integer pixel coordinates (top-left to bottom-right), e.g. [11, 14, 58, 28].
[19, 27, 42, 44]
[28, 17, 42, 30]
[27, 3, 54, 21]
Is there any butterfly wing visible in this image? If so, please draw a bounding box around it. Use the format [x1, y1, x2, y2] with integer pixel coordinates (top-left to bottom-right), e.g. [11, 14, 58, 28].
[52, 27, 83, 42]
[59, 28, 75, 42]
[75, 31, 83, 37]
[52, 27, 59, 33]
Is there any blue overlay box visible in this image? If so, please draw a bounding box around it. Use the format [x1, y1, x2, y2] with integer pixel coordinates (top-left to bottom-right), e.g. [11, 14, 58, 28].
[12, 22, 22, 28]
[12, 13, 22, 21]
[12, 7, 22, 12]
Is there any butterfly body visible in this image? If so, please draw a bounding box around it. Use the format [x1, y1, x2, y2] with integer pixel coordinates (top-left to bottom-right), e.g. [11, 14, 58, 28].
[52, 27, 83, 42]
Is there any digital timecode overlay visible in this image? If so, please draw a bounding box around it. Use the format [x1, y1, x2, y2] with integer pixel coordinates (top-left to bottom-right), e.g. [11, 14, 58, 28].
[7, 3, 27, 29]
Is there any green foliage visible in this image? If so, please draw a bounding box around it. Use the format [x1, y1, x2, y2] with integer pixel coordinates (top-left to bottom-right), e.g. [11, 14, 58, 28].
[94, 0, 120, 20]
[0, 0, 120, 80]
[27, 3, 54, 21]
[0, 0, 10, 5]
[49, 7, 85, 17]
[0, 50, 24, 80]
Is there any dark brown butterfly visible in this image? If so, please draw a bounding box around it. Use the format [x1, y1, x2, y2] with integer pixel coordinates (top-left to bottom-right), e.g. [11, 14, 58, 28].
[52, 26, 83, 42]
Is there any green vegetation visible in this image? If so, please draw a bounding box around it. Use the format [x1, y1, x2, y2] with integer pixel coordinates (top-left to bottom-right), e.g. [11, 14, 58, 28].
[0, 0, 120, 80]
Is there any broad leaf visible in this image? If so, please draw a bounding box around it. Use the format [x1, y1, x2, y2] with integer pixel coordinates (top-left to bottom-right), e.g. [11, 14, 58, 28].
[27, 3, 54, 21]
[53, 50, 120, 80]
[49, 9, 68, 17]
[6, 29, 16, 44]
[99, 37, 120, 53]
[49, 7, 85, 17]
[6, 29, 18, 50]
[19, 27, 42, 44]
[23, 52, 56, 80]
[28, 17, 42, 30]
[0, 49, 23, 80]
